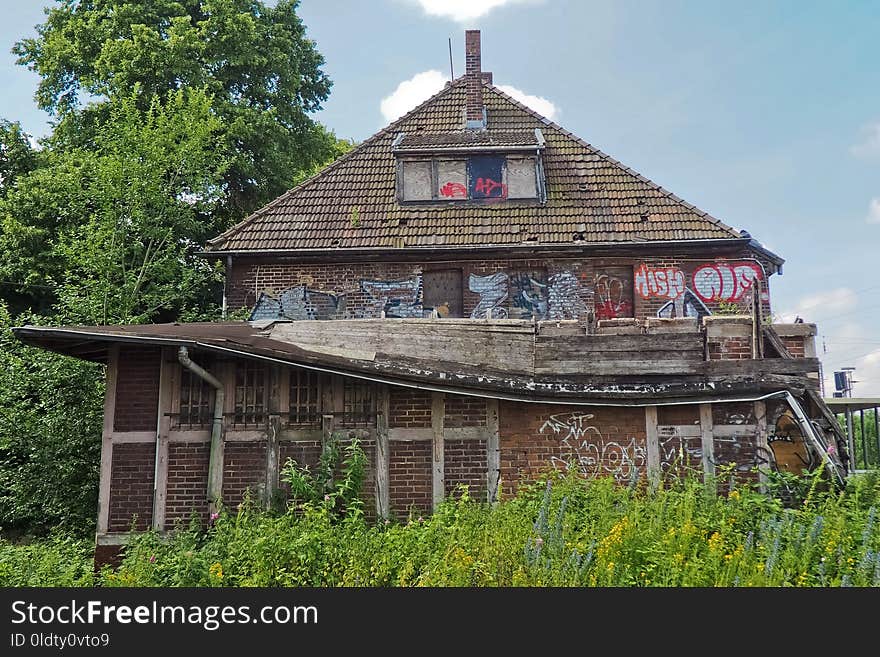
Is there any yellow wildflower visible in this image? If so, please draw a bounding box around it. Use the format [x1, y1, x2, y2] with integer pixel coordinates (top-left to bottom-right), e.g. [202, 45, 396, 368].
[209, 562, 224, 580]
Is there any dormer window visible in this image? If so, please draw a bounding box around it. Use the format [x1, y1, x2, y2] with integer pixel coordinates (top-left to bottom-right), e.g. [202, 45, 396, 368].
[394, 129, 546, 204]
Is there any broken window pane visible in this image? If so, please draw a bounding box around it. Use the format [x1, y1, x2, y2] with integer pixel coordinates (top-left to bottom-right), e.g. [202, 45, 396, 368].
[436, 160, 467, 199]
[401, 160, 433, 201]
[506, 157, 538, 199]
[468, 155, 507, 199]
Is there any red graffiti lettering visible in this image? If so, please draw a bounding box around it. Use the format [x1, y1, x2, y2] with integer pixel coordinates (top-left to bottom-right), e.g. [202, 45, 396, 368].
[595, 299, 633, 320]
[634, 263, 686, 299]
[692, 261, 763, 302]
[474, 177, 508, 198]
[439, 182, 467, 198]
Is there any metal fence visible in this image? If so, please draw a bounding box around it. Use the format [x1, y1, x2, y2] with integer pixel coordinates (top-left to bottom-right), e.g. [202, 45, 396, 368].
[826, 399, 880, 472]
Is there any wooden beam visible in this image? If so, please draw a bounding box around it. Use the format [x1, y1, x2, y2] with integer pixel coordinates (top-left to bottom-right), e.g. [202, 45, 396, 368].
[375, 385, 391, 519]
[754, 400, 769, 493]
[486, 398, 500, 504]
[431, 391, 445, 511]
[265, 414, 281, 508]
[98, 345, 119, 535]
[699, 403, 716, 482]
[152, 349, 173, 531]
[645, 405, 660, 490]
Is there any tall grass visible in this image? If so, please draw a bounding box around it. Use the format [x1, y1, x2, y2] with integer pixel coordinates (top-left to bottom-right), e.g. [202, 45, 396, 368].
[3, 469, 880, 587]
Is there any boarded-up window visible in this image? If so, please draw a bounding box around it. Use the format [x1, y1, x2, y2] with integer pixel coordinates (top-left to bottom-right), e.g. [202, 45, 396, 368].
[594, 266, 635, 320]
[401, 160, 432, 201]
[468, 155, 507, 199]
[289, 369, 321, 426]
[423, 269, 463, 317]
[178, 359, 215, 428]
[506, 157, 538, 199]
[234, 362, 267, 426]
[436, 160, 467, 198]
[509, 269, 549, 319]
[343, 380, 376, 426]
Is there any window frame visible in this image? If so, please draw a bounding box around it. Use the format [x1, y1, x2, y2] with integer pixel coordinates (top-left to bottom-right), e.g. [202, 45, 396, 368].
[396, 153, 545, 204]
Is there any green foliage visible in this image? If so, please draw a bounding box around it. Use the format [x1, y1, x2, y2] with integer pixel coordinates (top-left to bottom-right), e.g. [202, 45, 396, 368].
[279, 435, 367, 520]
[14, 0, 341, 217]
[0, 533, 95, 586]
[8, 469, 880, 587]
[0, 303, 103, 536]
[0, 119, 39, 194]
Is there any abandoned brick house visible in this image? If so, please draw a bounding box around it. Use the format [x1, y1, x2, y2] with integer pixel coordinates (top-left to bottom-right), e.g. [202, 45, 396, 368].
[14, 31, 848, 561]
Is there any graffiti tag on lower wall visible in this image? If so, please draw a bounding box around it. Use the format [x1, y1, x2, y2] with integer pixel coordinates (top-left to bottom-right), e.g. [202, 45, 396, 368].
[541, 412, 645, 482]
[547, 271, 589, 319]
[634, 264, 686, 300]
[469, 272, 509, 318]
[594, 269, 633, 320]
[510, 271, 549, 319]
[656, 289, 711, 321]
[360, 276, 424, 318]
[250, 285, 347, 321]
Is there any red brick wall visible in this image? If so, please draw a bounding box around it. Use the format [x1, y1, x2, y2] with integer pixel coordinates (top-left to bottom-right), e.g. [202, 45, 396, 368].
[114, 347, 160, 432]
[280, 440, 323, 475]
[444, 439, 487, 498]
[165, 443, 209, 529]
[445, 395, 487, 427]
[389, 440, 431, 518]
[389, 388, 432, 428]
[222, 441, 267, 508]
[108, 443, 155, 531]
[780, 336, 806, 358]
[499, 402, 647, 494]
[228, 251, 774, 322]
[707, 336, 752, 360]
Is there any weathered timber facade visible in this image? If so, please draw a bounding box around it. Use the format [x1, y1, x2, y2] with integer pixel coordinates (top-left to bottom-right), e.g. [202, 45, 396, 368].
[11, 31, 849, 564]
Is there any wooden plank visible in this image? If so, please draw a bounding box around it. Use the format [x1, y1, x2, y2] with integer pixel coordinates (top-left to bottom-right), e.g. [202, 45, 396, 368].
[486, 398, 500, 504]
[389, 427, 433, 441]
[754, 400, 769, 493]
[537, 350, 703, 363]
[376, 385, 391, 520]
[265, 415, 281, 508]
[700, 403, 715, 482]
[445, 426, 490, 440]
[168, 430, 211, 443]
[98, 344, 119, 534]
[152, 349, 173, 531]
[703, 359, 820, 375]
[536, 360, 701, 376]
[645, 406, 660, 490]
[110, 431, 158, 443]
[432, 392, 445, 511]
[535, 334, 703, 352]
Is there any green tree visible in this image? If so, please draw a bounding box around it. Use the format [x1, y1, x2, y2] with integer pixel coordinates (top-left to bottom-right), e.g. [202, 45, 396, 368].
[1, 89, 228, 322]
[14, 0, 339, 218]
[0, 120, 39, 194]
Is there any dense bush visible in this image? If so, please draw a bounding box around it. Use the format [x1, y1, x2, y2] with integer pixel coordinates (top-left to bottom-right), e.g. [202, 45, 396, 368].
[3, 469, 879, 587]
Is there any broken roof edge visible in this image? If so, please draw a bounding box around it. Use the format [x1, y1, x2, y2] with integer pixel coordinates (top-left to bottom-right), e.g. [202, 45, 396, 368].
[12, 323, 813, 407]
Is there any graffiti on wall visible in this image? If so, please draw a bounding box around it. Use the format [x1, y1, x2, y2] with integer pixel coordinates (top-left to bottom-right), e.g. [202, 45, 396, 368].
[594, 267, 634, 320]
[360, 276, 424, 318]
[547, 271, 589, 320]
[541, 412, 645, 483]
[510, 271, 549, 319]
[469, 272, 509, 318]
[634, 264, 687, 300]
[468, 156, 507, 200]
[692, 262, 763, 303]
[656, 289, 711, 321]
[250, 285, 347, 321]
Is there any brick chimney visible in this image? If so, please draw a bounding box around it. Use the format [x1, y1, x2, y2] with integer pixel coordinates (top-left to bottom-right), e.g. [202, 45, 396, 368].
[465, 30, 487, 129]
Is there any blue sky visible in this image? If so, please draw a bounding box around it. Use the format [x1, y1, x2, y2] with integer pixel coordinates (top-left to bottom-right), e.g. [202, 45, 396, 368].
[2, 0, 879, 395]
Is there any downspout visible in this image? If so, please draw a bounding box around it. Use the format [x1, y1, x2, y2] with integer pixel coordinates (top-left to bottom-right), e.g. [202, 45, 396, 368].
[178, 346, 225, 514]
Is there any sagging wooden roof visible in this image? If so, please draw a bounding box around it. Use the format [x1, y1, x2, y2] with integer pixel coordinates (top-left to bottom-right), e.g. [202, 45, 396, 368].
[12, 318, 818, 405]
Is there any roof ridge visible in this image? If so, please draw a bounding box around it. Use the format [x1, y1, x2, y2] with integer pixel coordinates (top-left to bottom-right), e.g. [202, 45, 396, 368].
[207, 77, 470, 249]
[482, 84, 740, 237]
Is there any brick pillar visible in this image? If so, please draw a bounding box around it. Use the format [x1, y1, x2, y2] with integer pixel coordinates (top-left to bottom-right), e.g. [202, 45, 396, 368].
[704, 316, 753, 360]
[465, 30, 484, 126]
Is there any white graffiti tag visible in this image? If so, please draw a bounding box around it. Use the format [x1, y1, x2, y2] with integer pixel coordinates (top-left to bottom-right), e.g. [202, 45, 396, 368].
[540, 412, 646, 482]
[692, 262, 763, 303]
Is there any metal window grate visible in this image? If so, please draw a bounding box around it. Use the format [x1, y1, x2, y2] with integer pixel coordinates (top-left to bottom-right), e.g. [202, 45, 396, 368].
[234, 361, 267, 426]
[178, 363, 215, 428]
[343, 380, 376, 426]
[289, 369, 322, 426]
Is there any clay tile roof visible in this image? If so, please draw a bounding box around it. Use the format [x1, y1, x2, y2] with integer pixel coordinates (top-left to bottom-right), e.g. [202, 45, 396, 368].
[395, 129, 539, 150]
[206, 77, 741, 253]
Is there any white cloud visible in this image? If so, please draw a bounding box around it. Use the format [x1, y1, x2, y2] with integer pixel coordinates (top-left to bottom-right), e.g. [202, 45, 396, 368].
[851, 121, 880, 158]
[868, 198, 880, 224]
[854, 349, 880, 396]
[496, 84, 558, 120]
[380, 70, 449, 123]
[409, 0, 542, 22]
[778, 287, 858, 323]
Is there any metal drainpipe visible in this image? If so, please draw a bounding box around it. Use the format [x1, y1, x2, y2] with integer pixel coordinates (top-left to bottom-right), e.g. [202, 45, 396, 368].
[178, 346, 225, 514]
